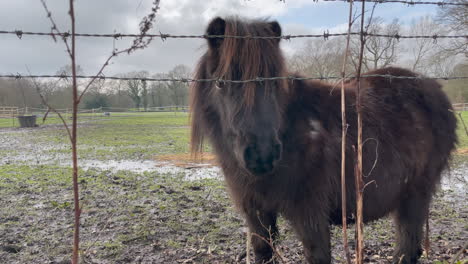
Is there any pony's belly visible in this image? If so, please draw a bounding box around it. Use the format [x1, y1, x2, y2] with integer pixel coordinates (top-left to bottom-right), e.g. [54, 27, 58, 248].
[329, 185, 401, 225]
[329, 204, 395, 226]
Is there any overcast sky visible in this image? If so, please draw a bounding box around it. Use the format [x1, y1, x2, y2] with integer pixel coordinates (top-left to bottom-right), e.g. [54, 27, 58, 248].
[0, 0, 438, 76]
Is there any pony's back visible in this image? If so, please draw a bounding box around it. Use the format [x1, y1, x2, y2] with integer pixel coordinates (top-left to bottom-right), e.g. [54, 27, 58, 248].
[361, 67, 457, 184]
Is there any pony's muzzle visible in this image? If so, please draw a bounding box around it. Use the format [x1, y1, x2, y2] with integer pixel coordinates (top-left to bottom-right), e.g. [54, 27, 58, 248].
[243, 141, 282, 175]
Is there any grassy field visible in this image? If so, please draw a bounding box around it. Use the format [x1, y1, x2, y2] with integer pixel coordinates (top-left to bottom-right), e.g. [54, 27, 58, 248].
[1, 112, 192, 160]
[2, 110, 467, 148]
[2, 110, 467, 145]
[456, 111, 468, 149]
[0, 111, 189, 128]
[0, 111, 467, 263]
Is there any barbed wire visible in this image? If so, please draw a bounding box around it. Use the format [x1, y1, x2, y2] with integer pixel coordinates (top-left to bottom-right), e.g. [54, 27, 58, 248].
[0, 73, 466, 83]
[320, 0, 468, 6]
[1, 30, 467, 41]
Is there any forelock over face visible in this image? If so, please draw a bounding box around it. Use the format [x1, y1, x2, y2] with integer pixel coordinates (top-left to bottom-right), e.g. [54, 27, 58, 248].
[203, 17, 286, 107]
[205, 16, 281, 50]
[204, 17, 283, 79]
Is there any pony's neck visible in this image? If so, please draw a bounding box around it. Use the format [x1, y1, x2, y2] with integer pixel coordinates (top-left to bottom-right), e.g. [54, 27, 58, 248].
[285, 77, 344, 130]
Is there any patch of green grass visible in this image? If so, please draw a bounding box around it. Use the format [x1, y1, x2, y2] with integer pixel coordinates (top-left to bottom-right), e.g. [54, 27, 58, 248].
[456, 111, 468, 149]
[102, 112, 189, 126]
[50, 200, 72, 209]
[0, 164, 72, 192]
[1, 112, 192, 160]
[0, 111, 188, 128]
[433, 261, 466, 264]
[3, 111, 467, 164]
[0, 116, 68, 128]
[0, 118, 18, 128]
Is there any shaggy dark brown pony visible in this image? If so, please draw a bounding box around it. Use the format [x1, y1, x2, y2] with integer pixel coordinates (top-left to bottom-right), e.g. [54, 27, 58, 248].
[190, 17, 457, 264]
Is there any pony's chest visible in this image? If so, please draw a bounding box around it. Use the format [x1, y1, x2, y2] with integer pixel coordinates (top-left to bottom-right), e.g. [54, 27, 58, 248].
[251, 169, 314, 205]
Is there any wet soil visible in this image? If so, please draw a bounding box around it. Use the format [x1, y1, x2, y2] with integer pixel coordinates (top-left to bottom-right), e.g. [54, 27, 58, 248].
[0, 125, 467, 263]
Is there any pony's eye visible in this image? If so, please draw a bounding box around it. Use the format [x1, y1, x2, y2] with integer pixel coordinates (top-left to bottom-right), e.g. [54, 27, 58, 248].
[215, 80, 225, 90]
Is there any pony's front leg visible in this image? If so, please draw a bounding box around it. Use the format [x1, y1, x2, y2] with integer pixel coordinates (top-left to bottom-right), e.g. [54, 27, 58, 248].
[292, 218, 331, 264]
[244, 209, 278, 264]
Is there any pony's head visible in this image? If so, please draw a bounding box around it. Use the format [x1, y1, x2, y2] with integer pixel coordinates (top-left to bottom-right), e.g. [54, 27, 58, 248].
[191, 17, 289, 176]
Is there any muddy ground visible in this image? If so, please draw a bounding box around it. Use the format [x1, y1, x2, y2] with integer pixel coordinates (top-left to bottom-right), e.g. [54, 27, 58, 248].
[0, 122, 467, 263]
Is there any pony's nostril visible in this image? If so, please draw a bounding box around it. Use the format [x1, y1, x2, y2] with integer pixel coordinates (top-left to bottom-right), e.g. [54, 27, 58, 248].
[243, 143, 281, 175]
[243, 145, 258, 169]
[243, 145, 255, 162]
[273, 143, 282, 161]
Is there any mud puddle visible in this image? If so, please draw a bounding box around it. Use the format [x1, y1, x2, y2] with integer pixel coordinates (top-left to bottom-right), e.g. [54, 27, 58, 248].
[80, 159, 222, 180]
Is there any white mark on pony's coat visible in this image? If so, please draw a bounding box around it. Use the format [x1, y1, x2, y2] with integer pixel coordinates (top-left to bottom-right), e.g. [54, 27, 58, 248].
[309, 119, 321, 139]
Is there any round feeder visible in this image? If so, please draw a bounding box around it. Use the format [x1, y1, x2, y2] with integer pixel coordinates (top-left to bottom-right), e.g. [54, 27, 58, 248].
[17, 115, 37, 128]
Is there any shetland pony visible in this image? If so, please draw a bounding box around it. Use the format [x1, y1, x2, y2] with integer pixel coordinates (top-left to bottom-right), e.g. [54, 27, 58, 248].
[190, 17, 457, 264]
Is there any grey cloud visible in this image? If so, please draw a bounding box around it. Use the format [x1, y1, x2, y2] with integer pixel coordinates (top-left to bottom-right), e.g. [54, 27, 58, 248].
[1, 0, 433, 77]
[1, 0, 256, 75]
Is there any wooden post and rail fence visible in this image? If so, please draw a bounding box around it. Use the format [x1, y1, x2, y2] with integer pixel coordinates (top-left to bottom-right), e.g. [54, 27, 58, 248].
[0, 105, 191, 128]
[452, 102, 468, 111]
[0, 106, 19, 127]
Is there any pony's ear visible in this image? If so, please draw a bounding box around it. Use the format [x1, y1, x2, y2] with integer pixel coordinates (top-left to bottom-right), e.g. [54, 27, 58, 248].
[269, 21, 282, 41]
[206, 17, 226, 50]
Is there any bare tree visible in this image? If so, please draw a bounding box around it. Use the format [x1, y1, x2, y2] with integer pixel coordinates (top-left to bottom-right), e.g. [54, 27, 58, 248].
[436, 0, 468, 57]
[443, 63, 468, 103]
[426, 51, 458, 78]
[288, 38, 347, 81]
[350, 17, 401, 71]
[0, 78, 42, 108]
[125, 71, 149, 109]
[127, 79, 141, 109]
[167, 65, 191, 106]
[107, 77, 125, 107]
[407, 16, 445, 73]
[55, 64, 85, 91]
[35, 1, 160, 262]
[150, 73, 168, 107]
[142, 80, 149, 111]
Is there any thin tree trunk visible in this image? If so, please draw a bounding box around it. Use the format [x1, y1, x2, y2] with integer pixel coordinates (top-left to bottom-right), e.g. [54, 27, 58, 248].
[69, 1, 80, 263]
[355, 1, 366, 263]
[340, 1, 354, 264]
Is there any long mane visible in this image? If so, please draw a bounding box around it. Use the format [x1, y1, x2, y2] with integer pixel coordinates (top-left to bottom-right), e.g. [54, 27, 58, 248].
[190, 17, 288, 155]
[212, 17, 287, 104]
